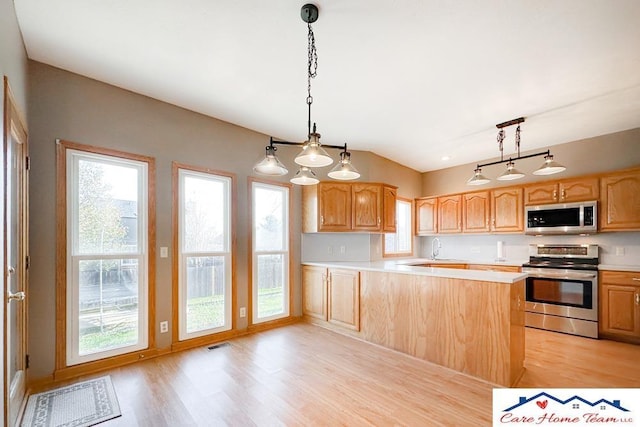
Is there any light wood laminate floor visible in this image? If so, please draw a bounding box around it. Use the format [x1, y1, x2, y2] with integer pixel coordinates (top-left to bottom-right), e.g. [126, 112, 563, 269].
[44, 323, 640, 426]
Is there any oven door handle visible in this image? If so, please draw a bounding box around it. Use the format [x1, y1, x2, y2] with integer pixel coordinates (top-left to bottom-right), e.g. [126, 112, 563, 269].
[524, 272, 597, 280]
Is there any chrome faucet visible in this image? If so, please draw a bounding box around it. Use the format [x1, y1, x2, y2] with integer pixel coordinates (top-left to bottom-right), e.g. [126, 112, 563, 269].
[431, 237, 441, 260]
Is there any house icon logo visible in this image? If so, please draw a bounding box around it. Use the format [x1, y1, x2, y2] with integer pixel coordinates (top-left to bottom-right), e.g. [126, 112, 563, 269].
[504, 392, 630, 412]
[493, 388, 639, 426]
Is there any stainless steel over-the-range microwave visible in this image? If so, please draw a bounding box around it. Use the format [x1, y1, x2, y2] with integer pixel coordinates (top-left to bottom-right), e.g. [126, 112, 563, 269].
[525, 200, 597, 235]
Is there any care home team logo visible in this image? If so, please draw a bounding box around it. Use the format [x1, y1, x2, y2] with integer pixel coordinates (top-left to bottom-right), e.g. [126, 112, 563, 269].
[493, 389, 640, 426]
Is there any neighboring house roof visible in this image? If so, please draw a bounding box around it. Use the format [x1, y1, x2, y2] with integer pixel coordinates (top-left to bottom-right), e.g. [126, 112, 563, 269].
[504, 392, 629, 412]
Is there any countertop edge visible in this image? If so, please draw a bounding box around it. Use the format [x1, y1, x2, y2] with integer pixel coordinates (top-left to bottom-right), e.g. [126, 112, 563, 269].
[598, 264, 640, 272]
[302, 261, 528, 284]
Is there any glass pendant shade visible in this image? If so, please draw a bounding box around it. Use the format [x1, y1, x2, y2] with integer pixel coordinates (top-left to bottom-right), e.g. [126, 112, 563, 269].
[533, 154, 566, 176]
[290, 166, 319, 185]
[497, 161, 525, 181]
[294, 133, 333, 167]
[327, 151, 360, 180]
[466, 168, 491, 186]
[253, 146, 288, 176]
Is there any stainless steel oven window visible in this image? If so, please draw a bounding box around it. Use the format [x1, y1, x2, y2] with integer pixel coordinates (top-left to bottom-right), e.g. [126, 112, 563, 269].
[526, 277, 593, 309]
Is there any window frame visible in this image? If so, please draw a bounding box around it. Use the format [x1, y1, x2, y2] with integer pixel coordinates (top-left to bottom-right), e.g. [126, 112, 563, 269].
[176, 167, 233, 340]
[248, 178, 293, 327]
[56, 140, 156, 373]
[171, 163, 237, 349]
[383, 196, 414, 258]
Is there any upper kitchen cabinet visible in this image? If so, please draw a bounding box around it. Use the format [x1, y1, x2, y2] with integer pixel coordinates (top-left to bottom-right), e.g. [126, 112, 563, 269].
[303, 182, 397, 233]
[491, 187, 524, 233]
[303, 182, 352, 232]
[415, 197, 438, 235]
[524, 178, 599, 205]
[352, 183, 382, 231]
[382, 185, 397, 233]
[462, 191, 490, 233]
[438, 194, 462, 233]
[600, 169, 640, 231]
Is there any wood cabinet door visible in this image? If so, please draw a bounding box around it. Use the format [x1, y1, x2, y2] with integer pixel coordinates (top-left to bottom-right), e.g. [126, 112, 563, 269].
[438, 194, 462, 233]
[463, 191, 490, 233]
[491, 187, 524, 232]
[302, 266, 328, 320]
[382, 185, 397, 232]
[352, 183, 382, 231]
[600, 171, 640, 231]
[318, 182, 352, 231]
[524, 183, 558, 205]
[559, 178, 599, 203]
[600, 283, 640, 338]
[328, 268, 360, 331]
[416, 197, 437, 235]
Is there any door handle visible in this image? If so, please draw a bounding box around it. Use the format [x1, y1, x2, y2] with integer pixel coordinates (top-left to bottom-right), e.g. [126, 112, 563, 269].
[7, 291, 25, 302]
[636, 293, 640, 306]
[632, 278, 640, 282]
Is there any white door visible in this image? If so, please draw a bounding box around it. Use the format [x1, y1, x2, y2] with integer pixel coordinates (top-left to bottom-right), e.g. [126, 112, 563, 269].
[4, 79, 28, 427]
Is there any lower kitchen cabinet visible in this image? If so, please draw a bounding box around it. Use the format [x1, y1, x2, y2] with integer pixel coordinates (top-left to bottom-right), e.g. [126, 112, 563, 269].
[302, 265, 328, 320]
[467, 264, 521, 273]
[302, 266, 360, 331]
[599, 271, 640, 343]
[328, 269, 360, 331]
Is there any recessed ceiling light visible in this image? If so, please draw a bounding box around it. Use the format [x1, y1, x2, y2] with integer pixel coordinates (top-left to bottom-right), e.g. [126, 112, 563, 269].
[441, 156, 450, 161]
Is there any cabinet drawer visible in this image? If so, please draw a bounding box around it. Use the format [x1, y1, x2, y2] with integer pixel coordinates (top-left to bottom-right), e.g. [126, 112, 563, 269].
[600, 271, 640, 286]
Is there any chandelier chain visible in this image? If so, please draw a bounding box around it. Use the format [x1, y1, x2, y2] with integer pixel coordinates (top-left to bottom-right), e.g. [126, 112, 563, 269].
[497, 128, 505, 161]
[307, 22, 318, 105]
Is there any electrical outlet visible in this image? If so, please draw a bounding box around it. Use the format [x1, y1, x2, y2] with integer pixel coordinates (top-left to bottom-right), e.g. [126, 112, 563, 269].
[240, 307, 246, 318]
[615, 246, 625, 256]
[327, 246, 333, 254]
[340, 245, 346, 254]
[160, 247, 168, 258]
[160, 321, 168, 333]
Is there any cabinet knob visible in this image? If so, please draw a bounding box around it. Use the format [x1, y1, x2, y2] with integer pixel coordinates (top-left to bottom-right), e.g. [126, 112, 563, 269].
[553, 190, 558, 200]
[561, 189, 566, 200]
[377, 217, 381, 226]
[321, 215, 324, 224]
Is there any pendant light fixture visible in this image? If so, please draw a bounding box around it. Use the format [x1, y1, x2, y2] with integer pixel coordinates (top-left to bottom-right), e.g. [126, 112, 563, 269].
[252, 4, 360, 185]
[290, 166, 319, 185]
[327, 148, 360, 180]
[533, 153, 566, 175]
[253, 145, 288, 176]
[467, 117, 566, 186]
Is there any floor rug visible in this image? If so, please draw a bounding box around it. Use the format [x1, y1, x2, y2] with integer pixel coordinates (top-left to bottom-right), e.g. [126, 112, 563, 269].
[21, 376, 121, 427]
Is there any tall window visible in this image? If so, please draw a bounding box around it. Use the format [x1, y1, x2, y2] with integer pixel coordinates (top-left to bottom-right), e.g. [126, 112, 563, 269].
[178, 168, 233, 340]
[251, 180, 291, 324]
[384, 198, 413, 256]
[66, 148, 150, 365]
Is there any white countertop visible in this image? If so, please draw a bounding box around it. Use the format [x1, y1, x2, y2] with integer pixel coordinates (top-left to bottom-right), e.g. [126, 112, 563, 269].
[598, 264, 640, 272]
[303, 260, 528, 284]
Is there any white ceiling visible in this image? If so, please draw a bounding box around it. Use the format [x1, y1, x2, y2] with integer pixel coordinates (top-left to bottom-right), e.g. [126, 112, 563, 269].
[14, 0, 640, 172]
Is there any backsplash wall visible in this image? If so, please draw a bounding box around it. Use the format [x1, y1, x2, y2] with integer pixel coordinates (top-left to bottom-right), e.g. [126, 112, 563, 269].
[418, 232, 640, 266]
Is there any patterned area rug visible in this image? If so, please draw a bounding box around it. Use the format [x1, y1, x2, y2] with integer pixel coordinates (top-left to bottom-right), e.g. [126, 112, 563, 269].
[21, 376, 121, 427]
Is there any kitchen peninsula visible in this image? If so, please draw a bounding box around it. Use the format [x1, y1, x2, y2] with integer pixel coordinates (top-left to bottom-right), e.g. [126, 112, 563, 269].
[302, 261, 527, 386]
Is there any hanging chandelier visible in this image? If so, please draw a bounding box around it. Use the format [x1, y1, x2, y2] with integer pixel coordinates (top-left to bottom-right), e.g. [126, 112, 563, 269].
[467, 117, 566, 186]
[253, 4, 360, 185]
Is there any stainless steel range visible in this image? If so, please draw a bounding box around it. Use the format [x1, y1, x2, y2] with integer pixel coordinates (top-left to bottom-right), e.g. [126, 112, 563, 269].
[522, 244, 599, 339]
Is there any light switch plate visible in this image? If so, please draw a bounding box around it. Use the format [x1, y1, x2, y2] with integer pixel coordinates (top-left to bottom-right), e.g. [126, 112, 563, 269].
[160, 247, 168, 258]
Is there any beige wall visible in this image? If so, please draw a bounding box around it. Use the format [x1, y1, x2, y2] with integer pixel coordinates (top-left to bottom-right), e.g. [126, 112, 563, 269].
[421, 128, 640, 196]
[27, 60, 422, 381]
